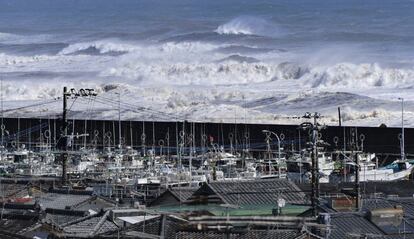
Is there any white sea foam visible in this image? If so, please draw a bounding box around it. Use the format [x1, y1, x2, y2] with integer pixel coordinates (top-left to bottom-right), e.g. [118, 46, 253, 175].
[59, 40, 139, 55]
[307, 63, 414, 89]
[1, 36, 414, 127]
[215, 16, 281, 36]
[59, 40, 219, 56]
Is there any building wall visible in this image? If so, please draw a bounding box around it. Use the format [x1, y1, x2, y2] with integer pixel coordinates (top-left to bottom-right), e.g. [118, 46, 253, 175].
[0, 117, 411, 156]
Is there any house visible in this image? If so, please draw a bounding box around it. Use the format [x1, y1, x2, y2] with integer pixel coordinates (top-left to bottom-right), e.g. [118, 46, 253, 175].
[188, 179, 307, 206]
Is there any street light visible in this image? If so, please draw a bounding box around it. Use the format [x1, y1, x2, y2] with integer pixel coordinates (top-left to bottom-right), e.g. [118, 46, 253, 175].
[262, 130, 282, 176]
[398, 97, 405, 160]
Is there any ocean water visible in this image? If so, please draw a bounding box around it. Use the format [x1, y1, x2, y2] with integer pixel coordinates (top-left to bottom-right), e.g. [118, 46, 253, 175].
[0, 0, 413, 126]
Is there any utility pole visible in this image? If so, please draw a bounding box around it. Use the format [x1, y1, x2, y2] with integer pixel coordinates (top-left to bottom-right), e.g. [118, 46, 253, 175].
[60, 87, 97, 185]
[398, 97, 405, 160]
[350, 129, 361, 211]
[355, 151, 360, 211]
[300, 112, 326, 217]
[338, 107, 342, 127]
[61, 86, 69, 185]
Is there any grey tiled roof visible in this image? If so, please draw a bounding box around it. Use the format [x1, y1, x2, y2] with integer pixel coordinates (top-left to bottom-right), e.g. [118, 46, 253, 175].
[72, 196, 116, 212]
[118, 215, 186, 238]
[126, 215, 162, 236]
[238, 230, 303, 239]
[176, 231, 239, 239]
[385, 234, 414, 239]
[362, 198, 414, 218]
[169, 187, 198, 202]
[361, 198, 414, 236]
[329, 213, 385, 239]
[37, 193, 91, 210]
[44, 213, 84, 227]
[176, 230, 305, 239]
[63, 215, 118, 236]
[0, 230, 27, 239]
[197, 179, 306, 205]
[0, 218, 39, 234]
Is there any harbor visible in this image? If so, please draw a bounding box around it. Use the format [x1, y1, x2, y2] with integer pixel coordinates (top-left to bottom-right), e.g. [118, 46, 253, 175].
[2, 0, 414, 237]
[0, 88, 413, 238]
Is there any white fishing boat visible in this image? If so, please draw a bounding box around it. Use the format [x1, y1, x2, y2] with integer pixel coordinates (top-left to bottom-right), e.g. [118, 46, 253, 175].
[329, 160, 414, 183]
[286, 152, 335, 183]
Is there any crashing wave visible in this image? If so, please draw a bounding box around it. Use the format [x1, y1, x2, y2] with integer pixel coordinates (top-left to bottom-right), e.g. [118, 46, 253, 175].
[307, 63, 414, 89]
[102, 61, 309, 85]
[215, 16, 280, 37]
[59, 40, 138, 55]
[216, 54, 260, 63]
[59, 40, 218, 57]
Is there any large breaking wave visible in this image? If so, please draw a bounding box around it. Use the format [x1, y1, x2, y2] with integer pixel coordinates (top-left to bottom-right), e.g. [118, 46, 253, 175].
[2, 37, 414, 90]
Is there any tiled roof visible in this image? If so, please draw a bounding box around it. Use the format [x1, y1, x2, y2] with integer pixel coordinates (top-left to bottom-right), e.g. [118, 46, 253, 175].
[0, 230, 27, 239]
[37, 193, 91, 210]
[72, 196, 116, 212]
[329, 213, 384, 239]
[44, 212, 85, 227]
[62, 212, 118, 237]
[384, 234, 414, 239]
[362, 198, 414, 218]
[0, 218, 39, 234]
[193, 179, 306, 206]
[361, 198, 414, 236]
[126, 215, 161, 236]
[169, 187, 198, 202]
[118, 215, 186, 238]
[238, 230, 304, 239]
[175, 230, 306, 239]
[176, 231, 239, 239]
